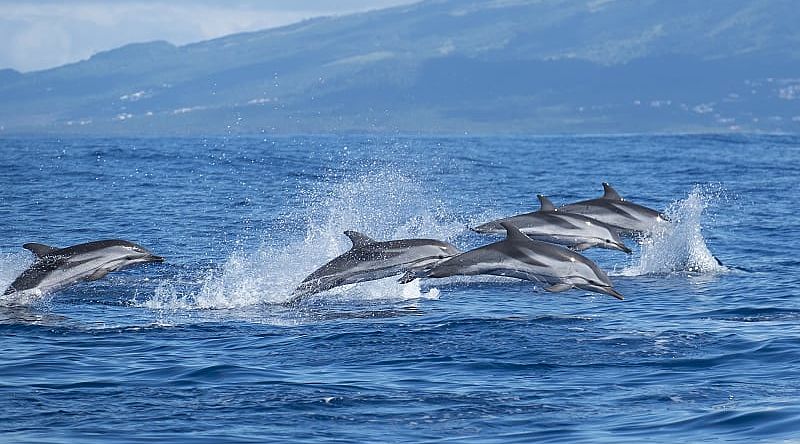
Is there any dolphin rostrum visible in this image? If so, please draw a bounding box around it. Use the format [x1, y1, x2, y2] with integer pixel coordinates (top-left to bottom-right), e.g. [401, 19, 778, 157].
[403, 222, 624, 300]
[559, 183, 667, 235]
[473, 195, 631, 253]
[3, 240, 165, 297]
[290, 231, 461, 301]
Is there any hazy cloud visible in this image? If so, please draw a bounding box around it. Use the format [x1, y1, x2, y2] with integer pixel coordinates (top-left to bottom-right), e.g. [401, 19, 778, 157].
[0, 0, 416, 72]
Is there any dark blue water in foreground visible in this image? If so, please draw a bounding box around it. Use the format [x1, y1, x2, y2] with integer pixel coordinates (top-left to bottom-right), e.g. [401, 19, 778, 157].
[1, 134, 799, 443]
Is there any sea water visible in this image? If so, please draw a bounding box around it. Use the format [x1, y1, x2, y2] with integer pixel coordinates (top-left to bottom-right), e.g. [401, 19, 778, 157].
[1, 134, 798, 442]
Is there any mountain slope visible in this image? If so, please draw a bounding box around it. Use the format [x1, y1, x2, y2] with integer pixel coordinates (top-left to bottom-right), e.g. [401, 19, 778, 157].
[1, 0, 799, 134]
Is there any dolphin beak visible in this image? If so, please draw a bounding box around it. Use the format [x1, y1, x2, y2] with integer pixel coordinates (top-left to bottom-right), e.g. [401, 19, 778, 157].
[147, 254, 165, 263]
[472, 222, 502, 234]
[615, 242, 633, 254]
[603, 287, 625, 300]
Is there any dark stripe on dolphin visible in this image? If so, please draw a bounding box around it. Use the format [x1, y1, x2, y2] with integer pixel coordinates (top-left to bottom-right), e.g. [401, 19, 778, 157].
[3, 240, 164, 297]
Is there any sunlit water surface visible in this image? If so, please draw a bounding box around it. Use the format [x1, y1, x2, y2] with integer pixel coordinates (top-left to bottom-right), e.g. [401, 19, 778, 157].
[1, 134, 798, 443]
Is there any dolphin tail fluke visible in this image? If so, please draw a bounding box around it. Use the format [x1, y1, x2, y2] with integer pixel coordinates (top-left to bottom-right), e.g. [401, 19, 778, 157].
[398, 270, 422, 284]
[285, 287, 318, 306]
[287, 281, 320, 303]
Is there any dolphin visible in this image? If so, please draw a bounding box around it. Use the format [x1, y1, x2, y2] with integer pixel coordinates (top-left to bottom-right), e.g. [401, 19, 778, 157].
[403, 222, 624, 300]
[3, 240, 165, 297]
[473, 195, 631, 253]
[290, 231, 460, 301]
[559, 183, 668, 235]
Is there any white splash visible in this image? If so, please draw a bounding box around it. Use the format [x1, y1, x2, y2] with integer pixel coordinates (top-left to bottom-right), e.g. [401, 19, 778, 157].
[620, 184, 727, 276]
[145, 170, 461, 310]
[0, 252, 37, 306]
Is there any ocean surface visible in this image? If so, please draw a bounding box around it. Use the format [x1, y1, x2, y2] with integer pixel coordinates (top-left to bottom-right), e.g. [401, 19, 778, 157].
[1, 134, 798, 443]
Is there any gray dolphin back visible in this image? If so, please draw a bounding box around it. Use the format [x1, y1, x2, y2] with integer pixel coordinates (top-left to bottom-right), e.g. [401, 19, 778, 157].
[559, 182, 666, 234]
[3, 239, 163, 297]
[472, 194, 631, 253]
[291, 231, 460, 300]
[410, 222, 624, 300]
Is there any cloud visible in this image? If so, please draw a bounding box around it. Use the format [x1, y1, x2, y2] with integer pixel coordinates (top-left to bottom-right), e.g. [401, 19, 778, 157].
[0, 1, 416, 72]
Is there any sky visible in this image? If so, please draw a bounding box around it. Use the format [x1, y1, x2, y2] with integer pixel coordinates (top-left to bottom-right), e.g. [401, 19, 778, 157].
[0, 0, 417, 72]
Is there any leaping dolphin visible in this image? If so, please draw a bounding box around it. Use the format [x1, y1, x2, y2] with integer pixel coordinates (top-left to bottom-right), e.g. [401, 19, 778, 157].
[3, 240, 165, 298]
[290, 231, 460, 301]
[403, 222, 624, 300]
[473, 195, 631, 253]
[559, 183, 667, 235]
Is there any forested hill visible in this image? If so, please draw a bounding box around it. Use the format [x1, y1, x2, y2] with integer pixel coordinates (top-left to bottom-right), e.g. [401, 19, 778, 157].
[2, 0, 798, 135]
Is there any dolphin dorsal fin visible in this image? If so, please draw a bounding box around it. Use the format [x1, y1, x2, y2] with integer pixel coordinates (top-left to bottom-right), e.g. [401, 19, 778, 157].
[602, 182, 623, 201]
[537, 194, 557, 212]
[344, 230, 376, 248]
[23, 243, 59, 258]
[500, 222, 530, 244]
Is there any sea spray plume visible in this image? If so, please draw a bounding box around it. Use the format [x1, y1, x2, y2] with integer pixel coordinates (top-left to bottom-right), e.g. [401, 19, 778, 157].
[621, 185, 727, 276]
[148, 170, 462, 309]
[2, 240, 164, 302]
[473, 194, 631, 253]
[289, 231, 460, 302]
[560, 182, 668, 235]
[403, 222, 624, 300]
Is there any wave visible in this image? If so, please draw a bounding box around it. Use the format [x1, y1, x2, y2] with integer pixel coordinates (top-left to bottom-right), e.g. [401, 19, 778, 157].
[619, 184, 728, 277]
[144, 169, 462, 310]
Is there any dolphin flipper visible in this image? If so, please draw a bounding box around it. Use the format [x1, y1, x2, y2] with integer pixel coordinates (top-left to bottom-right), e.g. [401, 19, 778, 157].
[87, 269, 111, 281]
[545, 283, 572, 292]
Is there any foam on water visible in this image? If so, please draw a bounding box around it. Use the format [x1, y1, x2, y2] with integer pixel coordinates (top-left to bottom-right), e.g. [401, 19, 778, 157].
[620, 184, 727, 276]
[146, 169, 461, 310]
[0, 252, 37, 306]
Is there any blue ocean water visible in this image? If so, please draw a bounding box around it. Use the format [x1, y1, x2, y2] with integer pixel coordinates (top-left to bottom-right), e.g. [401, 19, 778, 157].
[1, 134, 798, 443]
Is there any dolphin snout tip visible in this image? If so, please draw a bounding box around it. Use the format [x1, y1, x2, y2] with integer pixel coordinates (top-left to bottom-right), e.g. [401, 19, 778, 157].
[606, 288, 624, 300]
[606, 241, 632, 254]
[148, 255, 165, 263]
